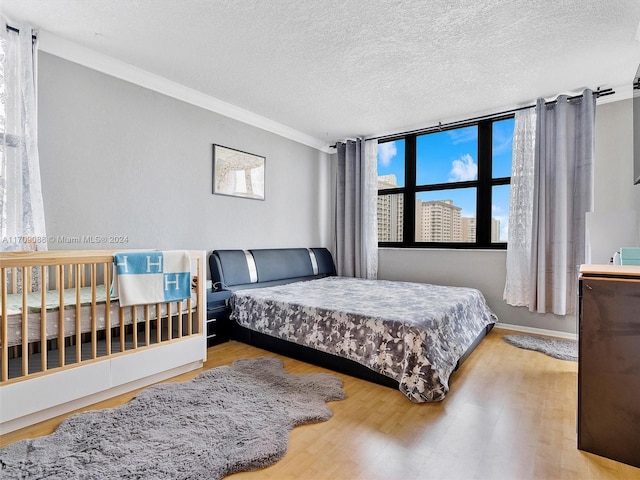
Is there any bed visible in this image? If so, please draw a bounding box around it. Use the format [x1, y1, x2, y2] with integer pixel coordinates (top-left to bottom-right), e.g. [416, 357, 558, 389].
[0, 249, 206, 434]
[209, 247, 497, 402]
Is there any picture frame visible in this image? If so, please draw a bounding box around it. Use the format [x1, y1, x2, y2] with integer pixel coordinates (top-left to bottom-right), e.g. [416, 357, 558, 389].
[212, 144, 265, 200]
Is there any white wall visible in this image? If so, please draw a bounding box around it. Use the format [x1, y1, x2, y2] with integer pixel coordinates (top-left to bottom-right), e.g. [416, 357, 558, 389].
[38, 52, 334, 256]
[594, 99, 639, 213]
[379, 98, 639, 335]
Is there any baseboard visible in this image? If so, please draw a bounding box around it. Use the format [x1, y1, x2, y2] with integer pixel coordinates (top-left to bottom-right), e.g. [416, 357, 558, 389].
[494, 322, 577, 341]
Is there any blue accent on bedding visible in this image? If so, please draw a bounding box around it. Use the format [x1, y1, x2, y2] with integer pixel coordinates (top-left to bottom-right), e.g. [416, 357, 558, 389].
[113, 251, 191, 307]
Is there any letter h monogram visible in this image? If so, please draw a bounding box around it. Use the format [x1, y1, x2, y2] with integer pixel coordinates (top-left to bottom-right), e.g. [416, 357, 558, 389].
[146, 255, 163, 273]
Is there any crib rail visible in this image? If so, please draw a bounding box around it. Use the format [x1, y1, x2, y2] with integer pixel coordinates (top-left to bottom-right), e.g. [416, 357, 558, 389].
[0, 250, 204, 384]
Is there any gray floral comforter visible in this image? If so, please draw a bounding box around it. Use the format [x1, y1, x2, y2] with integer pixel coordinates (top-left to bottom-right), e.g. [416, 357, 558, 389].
[230, 276, 497, 402]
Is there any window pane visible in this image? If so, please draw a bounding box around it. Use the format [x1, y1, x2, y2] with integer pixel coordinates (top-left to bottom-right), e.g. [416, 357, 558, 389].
[377, 139, 405, 190]
[416, 126, 478, 185]
[415, 188, 476, 242]
[492, 118, 514, 178]
[377, 193, 404, 242]
[492, 184, 510, 242]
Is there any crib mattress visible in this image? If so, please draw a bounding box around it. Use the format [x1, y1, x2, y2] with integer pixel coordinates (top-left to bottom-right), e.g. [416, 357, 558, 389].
[0, 286, 196, 347]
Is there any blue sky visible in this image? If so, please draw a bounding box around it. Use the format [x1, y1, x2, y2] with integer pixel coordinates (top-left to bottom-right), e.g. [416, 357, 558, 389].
[377, 118, 514, 241]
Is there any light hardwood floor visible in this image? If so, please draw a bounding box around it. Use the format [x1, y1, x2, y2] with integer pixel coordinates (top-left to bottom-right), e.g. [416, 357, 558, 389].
[2, 328, 639, 479]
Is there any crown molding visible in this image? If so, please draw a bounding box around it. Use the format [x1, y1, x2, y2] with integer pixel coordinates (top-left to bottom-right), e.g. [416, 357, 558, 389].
[37, 30, 333, 153]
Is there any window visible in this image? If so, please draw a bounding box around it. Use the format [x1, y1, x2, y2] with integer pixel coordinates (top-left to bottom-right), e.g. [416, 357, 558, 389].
[377, 116, 514, 249]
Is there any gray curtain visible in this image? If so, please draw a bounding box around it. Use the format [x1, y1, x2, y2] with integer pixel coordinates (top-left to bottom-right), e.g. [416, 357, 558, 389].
[504, 89, 595, 315]
[335, 139, 378, 279]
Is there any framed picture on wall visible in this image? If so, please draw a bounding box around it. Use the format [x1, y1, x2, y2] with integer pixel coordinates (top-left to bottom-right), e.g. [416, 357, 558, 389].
[212, 144, 265, 200]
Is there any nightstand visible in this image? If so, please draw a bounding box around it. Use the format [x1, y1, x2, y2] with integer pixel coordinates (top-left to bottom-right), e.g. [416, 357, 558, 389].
[206, 290, 232, 347]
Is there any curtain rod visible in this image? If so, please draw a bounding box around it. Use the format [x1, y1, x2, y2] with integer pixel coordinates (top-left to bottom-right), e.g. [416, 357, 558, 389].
[332, 87, 614, 148]
[5, 23, 38, 41]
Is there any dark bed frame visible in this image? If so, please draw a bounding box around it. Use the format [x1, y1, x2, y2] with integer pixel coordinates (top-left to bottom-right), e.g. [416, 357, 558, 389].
[209, 247, 493, 391]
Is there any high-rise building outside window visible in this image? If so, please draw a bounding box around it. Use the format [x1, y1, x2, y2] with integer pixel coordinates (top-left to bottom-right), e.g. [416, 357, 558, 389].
[376, 117, 513, 249]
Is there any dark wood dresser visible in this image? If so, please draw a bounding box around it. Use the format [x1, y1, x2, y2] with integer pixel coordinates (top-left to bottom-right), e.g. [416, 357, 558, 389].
[578, 264, 640, 468]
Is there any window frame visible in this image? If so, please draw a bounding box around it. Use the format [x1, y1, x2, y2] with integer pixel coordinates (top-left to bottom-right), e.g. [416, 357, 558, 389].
[377, 115, 513, 250]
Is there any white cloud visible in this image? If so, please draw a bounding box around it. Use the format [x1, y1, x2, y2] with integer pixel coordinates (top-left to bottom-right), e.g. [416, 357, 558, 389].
[377, 142, 397, 167]
[447, 127, 477, 145]
[449, 154, 477, 181]
[492, 122, 513, 155]
[493, 133, 512, 155]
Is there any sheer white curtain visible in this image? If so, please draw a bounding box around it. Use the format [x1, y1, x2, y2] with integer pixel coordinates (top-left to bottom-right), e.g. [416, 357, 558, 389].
[335, 139, 378, 279]
[504, 90, 596, 315]
[503, 107, 537, 307]
[0, 19, 47, 252]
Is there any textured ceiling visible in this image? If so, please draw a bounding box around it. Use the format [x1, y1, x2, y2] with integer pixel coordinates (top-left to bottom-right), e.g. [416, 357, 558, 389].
[3, 0, 640, 150]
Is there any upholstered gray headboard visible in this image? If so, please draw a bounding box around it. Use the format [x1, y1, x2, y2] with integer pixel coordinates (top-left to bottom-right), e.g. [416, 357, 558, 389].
[209, 248, 336, 291]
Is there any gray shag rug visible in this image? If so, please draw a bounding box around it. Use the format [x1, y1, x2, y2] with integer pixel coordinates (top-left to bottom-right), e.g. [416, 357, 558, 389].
[503, 334, 578, 361]
[0, 357, 346, 479]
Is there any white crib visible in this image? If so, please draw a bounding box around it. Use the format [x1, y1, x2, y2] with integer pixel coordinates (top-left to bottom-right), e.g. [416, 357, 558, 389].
[0, 249, 206, 434]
